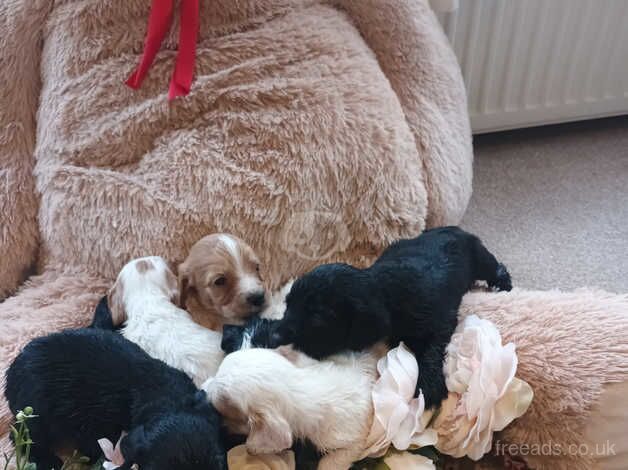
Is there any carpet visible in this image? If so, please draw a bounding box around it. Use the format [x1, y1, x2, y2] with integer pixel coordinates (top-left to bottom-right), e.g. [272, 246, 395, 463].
[462, 116, 628, 293]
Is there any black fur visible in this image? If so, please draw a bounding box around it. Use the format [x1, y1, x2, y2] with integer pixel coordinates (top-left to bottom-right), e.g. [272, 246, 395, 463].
[220, 317, 279, 354]
[89, 296, 120, 331]
[270, 226, 512, 408]
[5, 328, 227, 470]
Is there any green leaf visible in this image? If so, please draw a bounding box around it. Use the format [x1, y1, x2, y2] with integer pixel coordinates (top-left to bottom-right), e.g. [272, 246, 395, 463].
[89, 458, 105, 470]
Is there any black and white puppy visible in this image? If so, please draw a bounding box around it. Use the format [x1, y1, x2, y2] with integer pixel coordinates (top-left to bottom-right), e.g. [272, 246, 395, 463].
[270, 226, 512, 409]
[5, 329, 227, 470]
[221, 317, 278, 354]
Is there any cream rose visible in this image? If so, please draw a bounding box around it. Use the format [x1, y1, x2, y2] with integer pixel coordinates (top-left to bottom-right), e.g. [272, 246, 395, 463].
[362, 343, 437, 458]
[433, 315, 533, 460]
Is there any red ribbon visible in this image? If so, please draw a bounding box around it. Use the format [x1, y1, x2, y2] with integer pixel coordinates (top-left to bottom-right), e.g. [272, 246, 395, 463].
[126, 0, 200, 101]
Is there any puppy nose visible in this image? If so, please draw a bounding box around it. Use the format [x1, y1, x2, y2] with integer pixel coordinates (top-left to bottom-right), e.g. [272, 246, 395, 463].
[270, 326, 293, 347]
[246, 291, 265, 307]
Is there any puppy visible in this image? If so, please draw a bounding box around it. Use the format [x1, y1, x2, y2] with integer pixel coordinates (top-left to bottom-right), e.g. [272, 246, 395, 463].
[178, 234, 266, 330]
[220, 280, 294, 354]
[221, 317, 279, 354]
[203, 347, 380, 470]
[270, 226, 512, 408]
[5, 328, 227, 470]
[104, 256, 224, 386]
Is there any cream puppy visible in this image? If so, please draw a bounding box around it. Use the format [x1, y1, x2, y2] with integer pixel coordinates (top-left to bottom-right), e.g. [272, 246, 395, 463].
[108, 256, 224, 386]
[179, 234, 266, 330]
[203, 347, 381, 470]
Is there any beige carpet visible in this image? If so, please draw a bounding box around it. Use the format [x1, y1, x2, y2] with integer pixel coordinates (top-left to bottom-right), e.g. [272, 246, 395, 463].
[462, 116, 628, 293]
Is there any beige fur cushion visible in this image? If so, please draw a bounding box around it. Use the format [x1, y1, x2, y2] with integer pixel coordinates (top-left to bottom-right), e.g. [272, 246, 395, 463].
[460, 289, 628, 470]
[0, 0, 472, 297]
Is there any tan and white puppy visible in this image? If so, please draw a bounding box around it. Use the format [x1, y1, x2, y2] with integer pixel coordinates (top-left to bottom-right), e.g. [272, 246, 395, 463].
[203, 347, 381, 470]
[108, 256, 224, 386]
[179, 234, 266, 330]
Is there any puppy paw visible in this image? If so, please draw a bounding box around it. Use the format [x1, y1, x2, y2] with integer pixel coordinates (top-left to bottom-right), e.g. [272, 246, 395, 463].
[415, 375, 449, 410]
[491, 263, 512, 292]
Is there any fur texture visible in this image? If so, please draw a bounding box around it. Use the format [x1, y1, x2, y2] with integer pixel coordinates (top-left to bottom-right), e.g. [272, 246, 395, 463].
[204, 347, 379, 470]
[220, 280, 294, 353]
[97, 256, 225, 386]
[221, 317, 279, 355]
[5, 328, 227, 470]
[178, 234, 266, 330]
[272, 226, 511, 408]
[458, 289, 628, 470]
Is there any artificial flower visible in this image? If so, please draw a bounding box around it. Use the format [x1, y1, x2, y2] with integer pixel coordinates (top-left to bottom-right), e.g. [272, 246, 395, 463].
[434, 315, 533, 460]
[98, 432, 127, 470]
[227, 445, 295, 470]
[383, 450, 436, 470]
[362, 343, 437, 458]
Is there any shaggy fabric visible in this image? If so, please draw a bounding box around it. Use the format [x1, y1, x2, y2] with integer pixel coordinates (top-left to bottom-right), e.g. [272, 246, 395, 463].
[333, 0, 472, 227]
[459, 289, 628, 470]
[0, 0, 46, 299]
[1, 0, 472, 296]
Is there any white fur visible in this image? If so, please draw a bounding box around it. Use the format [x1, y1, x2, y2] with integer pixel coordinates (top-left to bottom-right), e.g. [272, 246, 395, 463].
[217, 234, 265, 319]
[218, 234, 239, 259]
[114, 256, 224, 386]
[260, 279, 294, 320]
[203, 346, 379, 470]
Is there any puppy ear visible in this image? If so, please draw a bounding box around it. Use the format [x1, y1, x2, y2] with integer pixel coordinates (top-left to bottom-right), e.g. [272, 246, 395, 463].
[107, 278, 127, 326]
[164, 269, 181, 307]
[177, 262, 191, 308]
[246, 411, 292, 455]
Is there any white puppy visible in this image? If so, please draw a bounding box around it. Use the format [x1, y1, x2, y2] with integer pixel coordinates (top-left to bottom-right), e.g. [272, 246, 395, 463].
[108, 256, 224, 386]
[203, 346, 381, 470]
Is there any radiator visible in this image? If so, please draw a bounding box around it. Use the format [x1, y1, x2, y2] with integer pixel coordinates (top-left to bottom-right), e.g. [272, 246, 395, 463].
[433, 0, 628, 133]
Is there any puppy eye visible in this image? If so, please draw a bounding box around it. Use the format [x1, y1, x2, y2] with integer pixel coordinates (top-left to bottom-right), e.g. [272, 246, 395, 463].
[214, 276, 227, 286]
[255, 264, 260, 272]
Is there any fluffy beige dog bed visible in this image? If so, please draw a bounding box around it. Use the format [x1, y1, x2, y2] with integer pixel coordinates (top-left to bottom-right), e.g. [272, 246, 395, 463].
[0, 1, 626, 469]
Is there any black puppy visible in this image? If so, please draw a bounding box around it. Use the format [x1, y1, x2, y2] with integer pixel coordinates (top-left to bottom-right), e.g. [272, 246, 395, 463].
[221, 317, 278, 354]
[270, 226, 511, 408]
[5, 328, 227, 470]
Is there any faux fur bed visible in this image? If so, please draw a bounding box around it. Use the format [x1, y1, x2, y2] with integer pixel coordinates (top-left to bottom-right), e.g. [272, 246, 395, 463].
[1, 1, 626, 469]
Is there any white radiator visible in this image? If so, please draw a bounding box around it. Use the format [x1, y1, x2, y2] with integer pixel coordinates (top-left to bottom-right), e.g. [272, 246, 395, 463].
[433, 0, 628, 133]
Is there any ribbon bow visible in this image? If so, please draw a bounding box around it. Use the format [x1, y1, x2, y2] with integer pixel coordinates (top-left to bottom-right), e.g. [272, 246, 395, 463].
[126, 0, 200, 100]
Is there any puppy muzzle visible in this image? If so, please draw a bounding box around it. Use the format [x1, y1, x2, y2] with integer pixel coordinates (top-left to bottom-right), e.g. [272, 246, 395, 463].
[269, 327, 294, 348]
